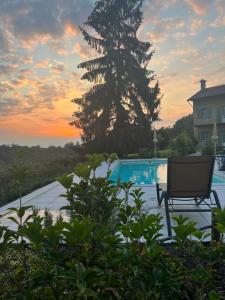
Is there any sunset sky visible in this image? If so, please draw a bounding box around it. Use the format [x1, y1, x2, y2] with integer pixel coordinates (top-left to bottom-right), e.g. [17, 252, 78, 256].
[0, 0, 225, 146]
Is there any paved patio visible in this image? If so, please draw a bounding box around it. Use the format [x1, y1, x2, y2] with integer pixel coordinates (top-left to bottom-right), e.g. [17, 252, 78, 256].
[0, 160, 225, 238]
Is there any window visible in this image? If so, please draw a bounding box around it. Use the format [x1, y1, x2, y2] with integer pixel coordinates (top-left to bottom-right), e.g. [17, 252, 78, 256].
[199, 131, 210, 142]
[197, 107, 211, 119]
[219, 130, 225, 143]
[217, 106, 225, 122]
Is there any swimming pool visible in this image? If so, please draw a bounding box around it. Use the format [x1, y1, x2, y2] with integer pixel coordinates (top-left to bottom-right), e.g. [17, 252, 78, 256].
[109, 159, 225, 185]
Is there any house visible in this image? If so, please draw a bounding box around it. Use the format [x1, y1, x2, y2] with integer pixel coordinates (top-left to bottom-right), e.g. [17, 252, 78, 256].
[188, 80, 225, 148]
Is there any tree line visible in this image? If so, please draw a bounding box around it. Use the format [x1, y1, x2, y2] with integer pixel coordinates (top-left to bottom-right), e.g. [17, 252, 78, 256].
[0, 144, 81, 207]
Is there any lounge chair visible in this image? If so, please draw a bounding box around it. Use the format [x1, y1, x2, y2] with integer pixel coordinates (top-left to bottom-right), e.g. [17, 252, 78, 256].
[156, 156, 221, 236]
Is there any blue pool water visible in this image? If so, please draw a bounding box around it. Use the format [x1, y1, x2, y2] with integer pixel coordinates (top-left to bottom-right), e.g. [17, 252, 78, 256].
[109, 160, 225, 185]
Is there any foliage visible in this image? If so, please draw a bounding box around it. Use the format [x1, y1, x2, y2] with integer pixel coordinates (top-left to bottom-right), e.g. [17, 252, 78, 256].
[157, 127, 173, 150]
[103, 153, 118, 175]
[172, 114, 194, 139]
[71, 0, 161, 154]
[201, 142, 214, 155]
[169, 132, 195, 156]
[213, 207, 225, 242]
[157, 114, 196, 151]
[172, 215, 210, 249]
[158, 149, 177, 158]
[86, 153, 105, 177]
[126, 153, 140, 159]
[0, 144, 81, 206]
[1, 158, 225, 299]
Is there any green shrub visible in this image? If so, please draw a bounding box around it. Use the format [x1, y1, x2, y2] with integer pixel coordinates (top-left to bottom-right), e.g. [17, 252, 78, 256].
[0, 157, 224, 299]
[158, 149, 177, 158]
[201, 142, 214, 155]
[170, 132, 195, 156]
[127, 153, 139, 159]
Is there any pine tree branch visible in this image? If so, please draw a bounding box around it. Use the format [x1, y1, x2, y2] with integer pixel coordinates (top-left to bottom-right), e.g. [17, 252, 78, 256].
[78, 56, 110, 72]
[81, 67, 111, 83]
[80, 27, 106, 54]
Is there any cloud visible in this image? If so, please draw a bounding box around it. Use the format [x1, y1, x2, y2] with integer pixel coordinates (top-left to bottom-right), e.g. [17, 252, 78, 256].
[0, 27, 9, 53]
[73, 43, 95, 59]
[170, 47, 200, 58]
[18, 68, 33, 76]
[211, 1, 225, 28]
[190, 18, 204, 35]
[211, 65, 225, 75]
[0, 82, 14, 93]
[0, 98, 19, 115]
[20, 55, 33, 65]
[215, 0, 225, 14]
[147, 18, 185, 44]
[0, 53, 86, 115]
[169, 46, 201, 64]
[0, 64, 16, 76]
[47, 40, 70, 56]
[35, 59, 51, 69]
[207, 35, 215, 43]
[143, 0, 178, 23]
[0, 0, 224, 138]
[51, 63, 64, 73]
[173, 32, 187, 40]
[184, 0, 213, 16]
[0, 0, 93, 48]
[35, 60, 64, 73]
[211, 16, 225, 27]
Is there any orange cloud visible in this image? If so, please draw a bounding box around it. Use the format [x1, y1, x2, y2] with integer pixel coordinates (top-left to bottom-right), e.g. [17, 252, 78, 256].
[65, 22, 79, 37]
[185, 0, 212, 16]
[20, 34, 53, 50]
[47, 40, 70, 56]
[0, 70, 87, 141]
[51, 63, 64, 74]
[73, 43, 96, 59]
[35, 59, 51, 69]
[147, 18, 185, 44]
[0, 81, 14, 93]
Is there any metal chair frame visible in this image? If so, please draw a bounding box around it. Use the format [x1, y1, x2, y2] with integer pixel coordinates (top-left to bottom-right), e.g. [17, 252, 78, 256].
[156, 157, 221, 236]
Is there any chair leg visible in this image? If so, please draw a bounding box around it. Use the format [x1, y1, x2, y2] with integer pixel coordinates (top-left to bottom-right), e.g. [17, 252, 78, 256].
[158, 188, 165, 206]
[164, 193, 172, 237]
[156, 183, 161, 206]
[194, 197, 198, 205]
[196, 197, 204, 205]
[211, 190, 221, 209]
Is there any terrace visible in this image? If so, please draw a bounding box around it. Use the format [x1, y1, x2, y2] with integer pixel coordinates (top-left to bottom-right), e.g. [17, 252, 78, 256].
[1, 159, 225, 239]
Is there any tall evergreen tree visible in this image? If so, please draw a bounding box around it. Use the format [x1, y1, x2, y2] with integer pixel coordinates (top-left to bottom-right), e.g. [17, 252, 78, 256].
[71, 0, 161, 154]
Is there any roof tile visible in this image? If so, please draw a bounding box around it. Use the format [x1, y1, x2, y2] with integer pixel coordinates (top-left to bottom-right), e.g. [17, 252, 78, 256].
[188, 84, 225, 101]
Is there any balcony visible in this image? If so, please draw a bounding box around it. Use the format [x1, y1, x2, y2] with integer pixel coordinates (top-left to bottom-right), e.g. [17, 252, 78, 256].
[217, 115, 225, 124]
[193, 117, 214, 126]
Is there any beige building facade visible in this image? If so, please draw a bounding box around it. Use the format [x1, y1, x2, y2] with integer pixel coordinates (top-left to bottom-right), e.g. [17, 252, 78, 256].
[188, 80, 225, 148]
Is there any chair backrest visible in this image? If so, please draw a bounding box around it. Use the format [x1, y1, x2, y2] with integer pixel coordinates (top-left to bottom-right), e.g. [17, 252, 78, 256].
[167, 156, 215, 198]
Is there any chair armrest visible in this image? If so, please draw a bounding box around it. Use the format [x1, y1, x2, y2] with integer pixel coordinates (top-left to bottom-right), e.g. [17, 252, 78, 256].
[156, 183, 167, 206]
[158, 183, 167, 192]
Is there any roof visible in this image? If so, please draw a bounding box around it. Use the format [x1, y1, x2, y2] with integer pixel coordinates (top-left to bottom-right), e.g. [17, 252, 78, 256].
[188, 84, 225, 101]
